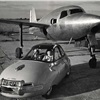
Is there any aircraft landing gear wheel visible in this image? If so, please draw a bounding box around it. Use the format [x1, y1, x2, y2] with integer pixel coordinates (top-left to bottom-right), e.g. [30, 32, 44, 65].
[15, 47, 23, 59]
[89, 54, 97, 68]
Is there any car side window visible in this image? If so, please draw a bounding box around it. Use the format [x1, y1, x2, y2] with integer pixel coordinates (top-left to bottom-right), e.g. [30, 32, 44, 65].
[54, 47, 62, 61]
[59, 46, 65, 56]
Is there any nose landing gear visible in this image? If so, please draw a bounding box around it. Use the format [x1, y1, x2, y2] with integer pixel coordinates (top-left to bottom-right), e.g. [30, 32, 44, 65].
[89, 46, 97, 68]
[89, 54, 97, 68]
[86, 34, 97, 68]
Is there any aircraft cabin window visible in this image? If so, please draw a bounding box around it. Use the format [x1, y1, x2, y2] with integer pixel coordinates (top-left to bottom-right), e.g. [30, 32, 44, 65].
[60, 11, 68, 19]
[70, 9, 83, 14]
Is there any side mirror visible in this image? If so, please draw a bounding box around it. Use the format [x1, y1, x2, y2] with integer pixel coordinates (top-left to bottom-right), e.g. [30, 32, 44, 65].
[15, 47, 23, 59]
[50, 18, 57, 25]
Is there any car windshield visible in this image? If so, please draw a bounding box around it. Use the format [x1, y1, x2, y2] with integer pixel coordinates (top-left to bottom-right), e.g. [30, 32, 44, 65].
[22, 46, 54, 63]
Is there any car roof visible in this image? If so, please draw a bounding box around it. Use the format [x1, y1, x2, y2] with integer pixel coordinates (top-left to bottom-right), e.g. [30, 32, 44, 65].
[32, 43, 59, 49]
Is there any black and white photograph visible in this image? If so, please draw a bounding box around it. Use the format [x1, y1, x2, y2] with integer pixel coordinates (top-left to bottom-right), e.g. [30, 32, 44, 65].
[0, 0, 100, 100]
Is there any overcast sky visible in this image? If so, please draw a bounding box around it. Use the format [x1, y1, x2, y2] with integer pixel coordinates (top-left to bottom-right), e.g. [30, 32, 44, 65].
[0, 0, 100, 19]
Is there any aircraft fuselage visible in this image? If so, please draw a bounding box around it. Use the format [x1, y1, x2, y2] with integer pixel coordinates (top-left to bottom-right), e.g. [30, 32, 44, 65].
[30, 6, 100, 42]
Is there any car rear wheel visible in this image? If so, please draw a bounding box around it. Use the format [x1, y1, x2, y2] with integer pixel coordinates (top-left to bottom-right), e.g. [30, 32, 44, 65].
[66, 67, 71, 77]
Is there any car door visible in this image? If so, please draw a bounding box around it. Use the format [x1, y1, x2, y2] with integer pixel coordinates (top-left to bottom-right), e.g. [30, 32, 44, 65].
[52, 46, 66, 84]
[58, 45, 70, 71]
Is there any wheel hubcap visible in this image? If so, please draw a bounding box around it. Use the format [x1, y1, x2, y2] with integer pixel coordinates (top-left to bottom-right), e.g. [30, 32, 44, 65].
[47, 87, 52, 95]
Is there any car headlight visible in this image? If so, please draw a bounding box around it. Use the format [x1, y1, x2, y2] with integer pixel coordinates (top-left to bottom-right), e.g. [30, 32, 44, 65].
[16, 80, 24, 87]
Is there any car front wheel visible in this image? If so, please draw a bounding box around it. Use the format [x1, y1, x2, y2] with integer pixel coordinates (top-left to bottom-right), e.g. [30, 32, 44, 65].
[42, 86, 52, 99]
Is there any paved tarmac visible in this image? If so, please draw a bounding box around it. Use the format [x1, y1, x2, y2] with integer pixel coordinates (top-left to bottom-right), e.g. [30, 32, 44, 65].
[48, 46, 100, 100]
[0, 40, 100, 100]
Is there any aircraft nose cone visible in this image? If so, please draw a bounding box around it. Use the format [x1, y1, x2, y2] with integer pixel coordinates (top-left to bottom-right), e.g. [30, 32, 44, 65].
[83, 14, 100, 24]
[87, 15, 100, 33]
[80, 14, 100, 34]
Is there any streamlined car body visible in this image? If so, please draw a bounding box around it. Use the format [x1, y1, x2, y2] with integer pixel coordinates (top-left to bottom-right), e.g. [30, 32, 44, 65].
[0, 43, 71, 98]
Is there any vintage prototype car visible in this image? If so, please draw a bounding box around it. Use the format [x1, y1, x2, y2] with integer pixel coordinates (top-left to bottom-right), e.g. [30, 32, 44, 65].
[0, 43, 71, 98]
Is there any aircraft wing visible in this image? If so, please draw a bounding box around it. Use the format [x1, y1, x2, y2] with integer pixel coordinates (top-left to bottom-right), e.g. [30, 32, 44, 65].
[0, 19, 49, 28]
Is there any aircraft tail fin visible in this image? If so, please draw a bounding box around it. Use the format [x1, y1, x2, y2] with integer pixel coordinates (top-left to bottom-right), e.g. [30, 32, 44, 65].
[30, 8, 37, 22]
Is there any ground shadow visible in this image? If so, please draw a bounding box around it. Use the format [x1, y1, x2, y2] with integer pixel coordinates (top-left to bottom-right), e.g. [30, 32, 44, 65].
[1, 60, 100, 100]
[49, 61, 100, 99]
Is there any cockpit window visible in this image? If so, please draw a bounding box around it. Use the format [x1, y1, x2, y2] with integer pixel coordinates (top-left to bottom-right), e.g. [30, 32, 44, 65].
[60, 11, 68, 19]
[70, 9, 83, 14]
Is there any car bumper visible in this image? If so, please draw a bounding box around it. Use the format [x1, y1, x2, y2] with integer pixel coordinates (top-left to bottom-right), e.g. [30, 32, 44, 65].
[0, 84, 44, 98]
